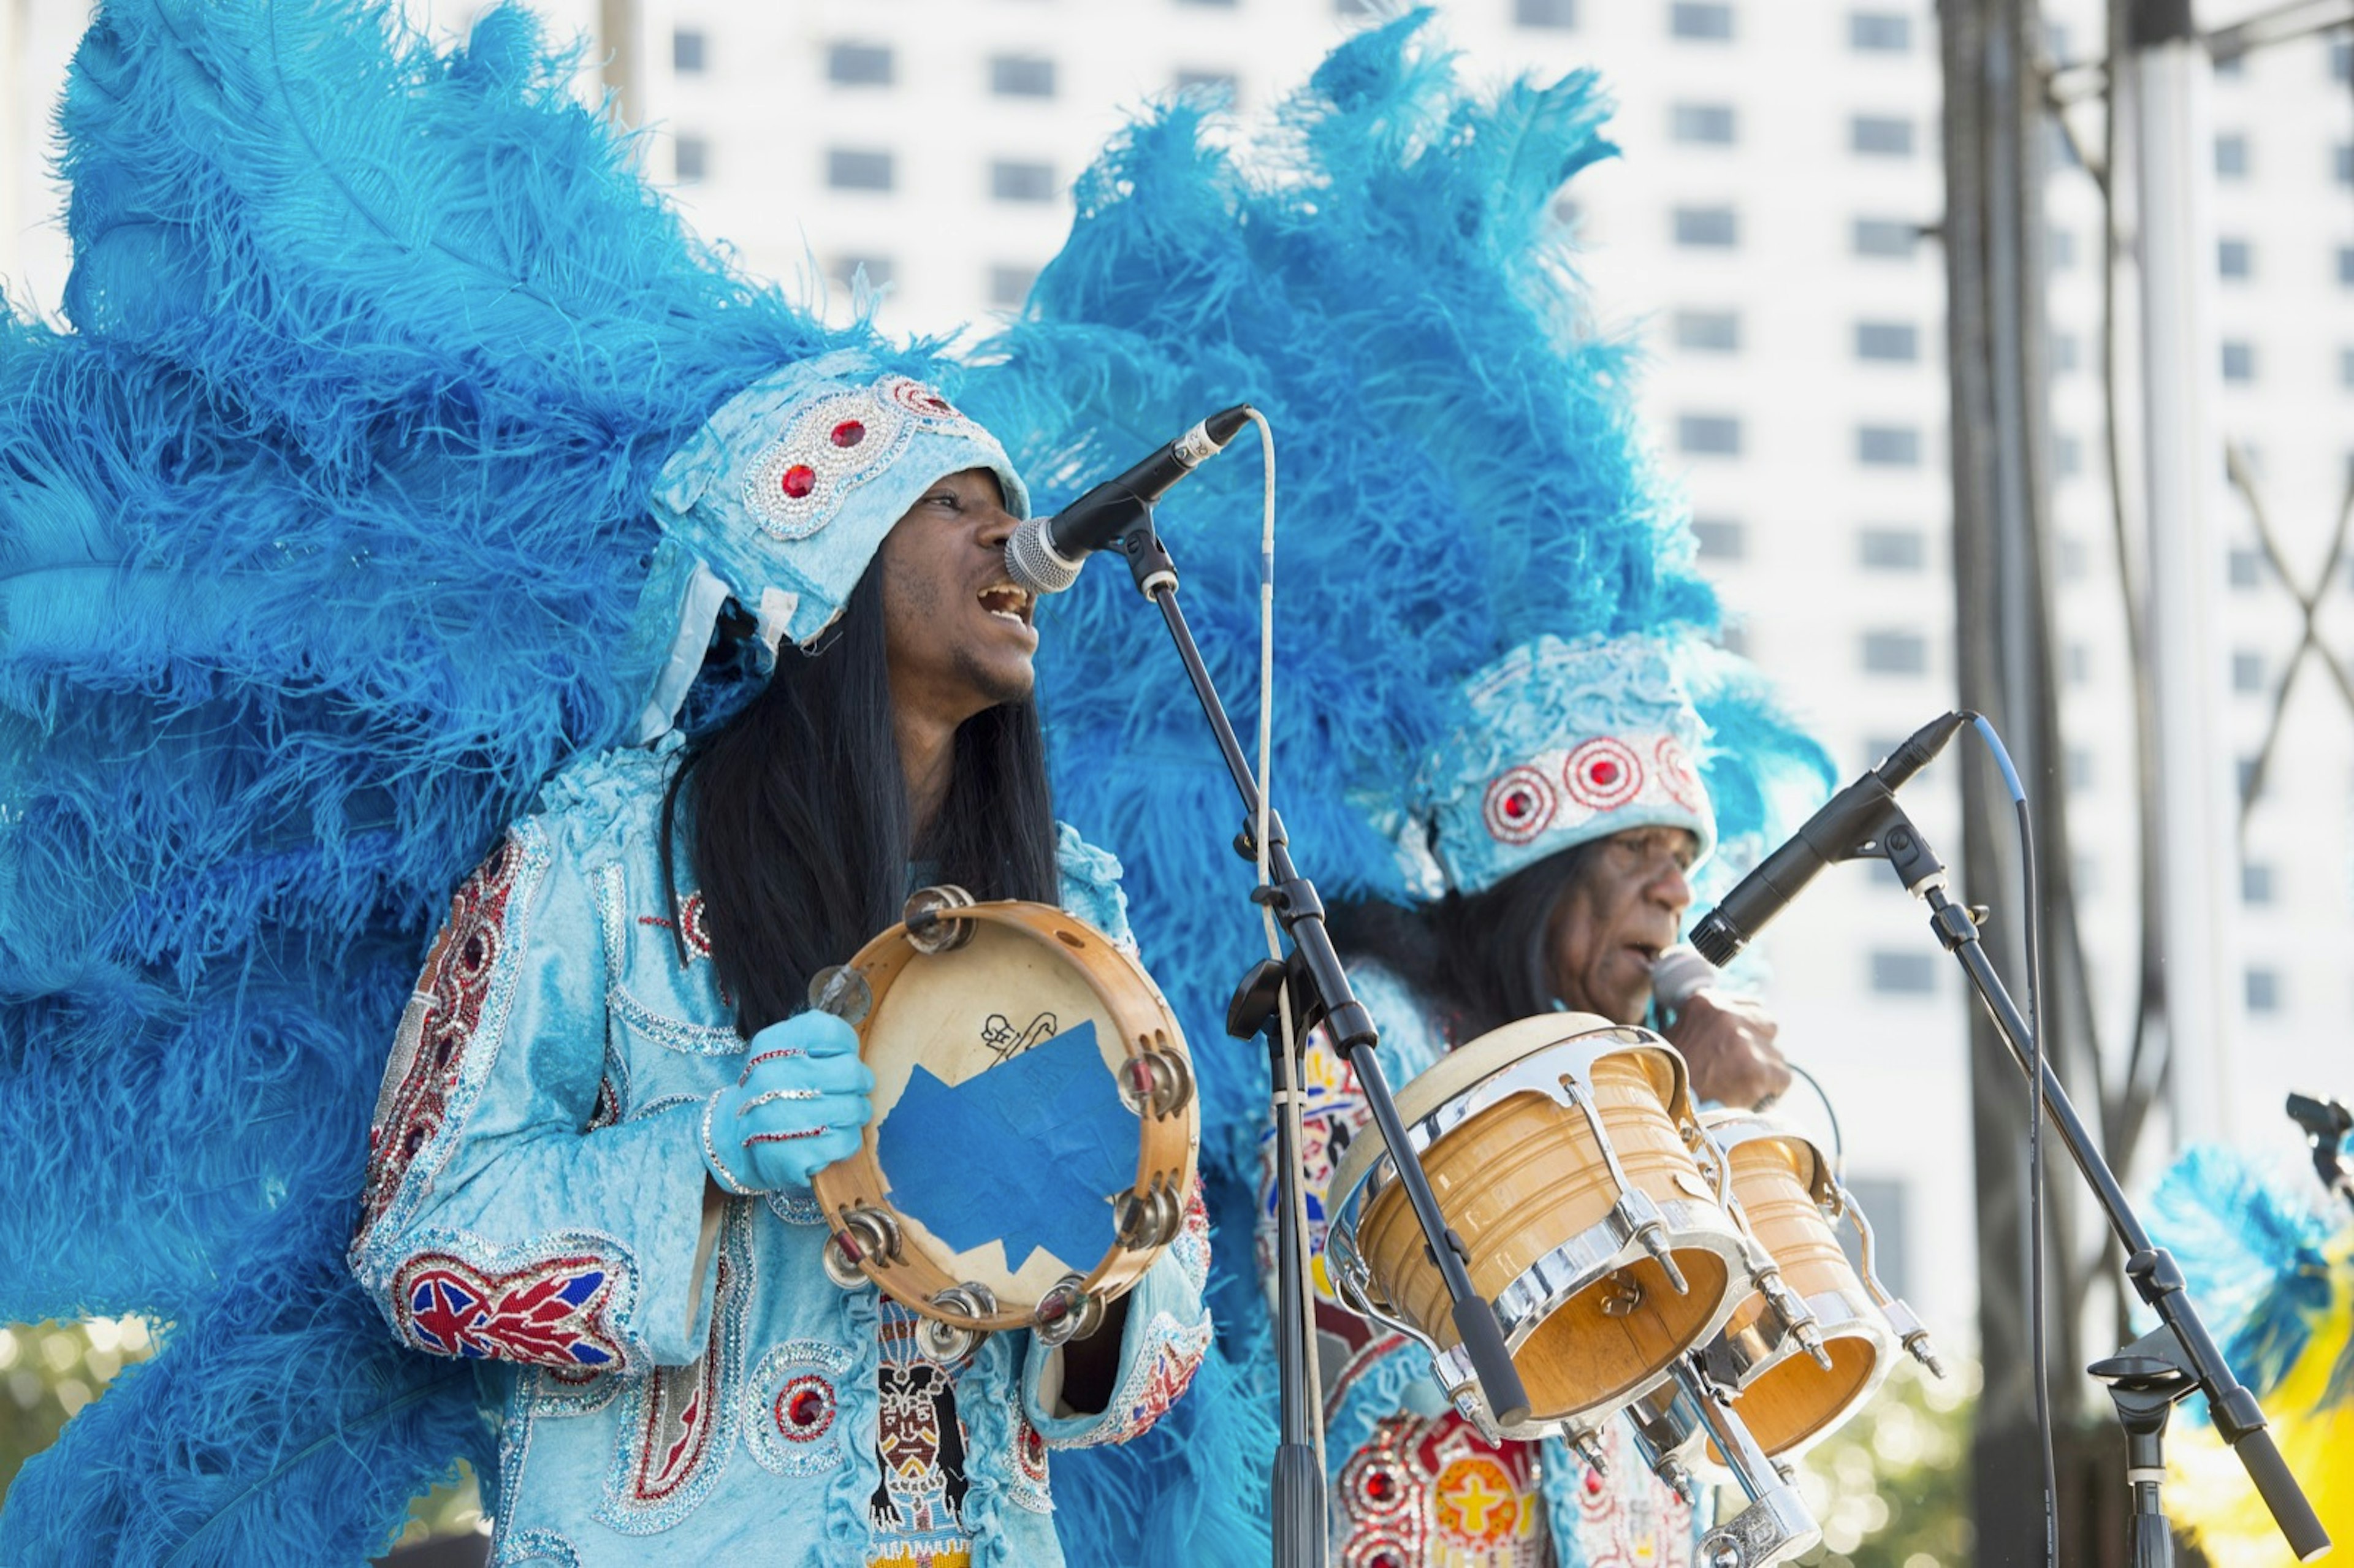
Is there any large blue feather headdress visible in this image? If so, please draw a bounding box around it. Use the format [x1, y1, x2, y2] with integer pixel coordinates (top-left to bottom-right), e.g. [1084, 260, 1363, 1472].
[0, 0, 966, 1557]
[964, 17, 1830, 1564]
[966, 9, 1831, 1156]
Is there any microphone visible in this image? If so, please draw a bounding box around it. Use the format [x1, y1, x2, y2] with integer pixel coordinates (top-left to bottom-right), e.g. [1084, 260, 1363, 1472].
[1004, 404, 1255, 595]
[1649, 944, 1720, 1014]
[1689, 710, 1970, 965]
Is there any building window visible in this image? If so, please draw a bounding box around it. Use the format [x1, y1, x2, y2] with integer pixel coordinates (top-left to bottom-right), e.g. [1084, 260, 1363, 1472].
[673, 29, 707, 74]
[989, 55, 1057, 98]
[2215, 133, 2249, 178]
[1515, 0, 1578, 26]
[1692, 518, 1745, 560]
[2338, 248, 2354, 286]
[1859, 526, 1925, 570]
[1861, 629, 1928, 675]
[1870, 950, 1937, 993]
[990, 160, 1059, 203]
[1850, 11, 1911, 51]
[2341, 347, 2354, 388]
[1678, 414, 1743, 456]
[1854, 217, 1919, 258]
[1674, 310, 1742, 352]
[673, 135, 709, 181]
[2242, 861, 2275, 904]
[2229, 546, 2263, 588]
[1673, 207, 1739, 248]
[2233, 649, 2266, 692]
[1718, 622, 1750, 657]
[1856, 321, 1919, 362]
[2339, 145, 2354, 186]
[2064, 642, 2091, 684]
[2334, 36, 2352, 82]
[1174, 69, 1238, 101]
[1670, 103, 1737, 144]
[826, 148, 894, 191]
[1670, 2, 1734, 40]
[1851, 116, 1914, 157]
[2055, 434, 2084, 479]
[1857, 425, 1922, 466]
[2214, 48, 2245, 78]
[2218, 237, 2252, 280]
[828, 42, 894, 86]
[2051, 332, 2081, 373]
[2222, 341, 2255, 382]
[2066, 746, 2095, 790]
[2047, 228, 2078, 270]
[988, 263, 1040, 308]
[834, 254, 895, 290]
[2245, 967, 2281, 1013]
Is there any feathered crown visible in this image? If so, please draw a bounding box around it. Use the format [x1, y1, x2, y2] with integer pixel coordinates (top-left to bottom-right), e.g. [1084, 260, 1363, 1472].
[0, 0, 966, 1555]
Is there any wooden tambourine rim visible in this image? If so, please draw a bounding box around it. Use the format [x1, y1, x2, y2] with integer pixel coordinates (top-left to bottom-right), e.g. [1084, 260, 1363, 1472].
[810, 900, 1197, 1332]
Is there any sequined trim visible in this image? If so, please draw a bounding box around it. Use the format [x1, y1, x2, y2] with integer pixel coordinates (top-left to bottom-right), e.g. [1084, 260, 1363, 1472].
[1336, 1411, 1550, 1568]
[1005, 1385, 1053, 1515]
[595, 862, 744, 1055]
[740, 375, 976, 541]
[1062, 1308, 1211, 1450]
[357, 825, 552, 1245]
[745, 1338, 857, 1477]
[492, 1528, 582, 1568]
[766, 1187, 827, 1225]
[595, 1201, 755, 1534]
[524, 1357, 623, 1419]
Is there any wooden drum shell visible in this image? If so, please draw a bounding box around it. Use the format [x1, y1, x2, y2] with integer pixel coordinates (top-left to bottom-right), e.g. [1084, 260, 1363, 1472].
[1335, 1018, 1745, 1425]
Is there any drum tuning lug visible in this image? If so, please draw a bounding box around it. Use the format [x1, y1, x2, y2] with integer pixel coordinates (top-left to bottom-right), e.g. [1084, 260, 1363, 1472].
[1797, 1321, 1834, 1371]
[1572, 1430, 1610, 1477]
[1637, 1224, 1691, 1295]
[1032, 1274, 1103, 1347]
[1967, 904, 1990, 927]
[1904, 1327, 1948, 1379]
[1656, 1455, 1699, 1507]
[902, 885, 977, 954]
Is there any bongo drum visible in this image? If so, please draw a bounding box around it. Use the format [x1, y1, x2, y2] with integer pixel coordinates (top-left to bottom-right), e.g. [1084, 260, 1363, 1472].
[812, 890, 1197, 1357]
[1325, 1015, 1750, 1439]
[1680, 1113, 1901, 1458]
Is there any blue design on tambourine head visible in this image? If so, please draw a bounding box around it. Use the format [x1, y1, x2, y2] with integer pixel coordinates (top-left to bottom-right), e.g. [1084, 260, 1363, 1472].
[875, 1019, 1135, 1273]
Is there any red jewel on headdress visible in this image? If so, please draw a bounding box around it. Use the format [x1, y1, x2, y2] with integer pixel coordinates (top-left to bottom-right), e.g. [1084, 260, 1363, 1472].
[830, 419, 866, 448]
[780, 465, 817, 498]
[1591, 759, 1619, 786]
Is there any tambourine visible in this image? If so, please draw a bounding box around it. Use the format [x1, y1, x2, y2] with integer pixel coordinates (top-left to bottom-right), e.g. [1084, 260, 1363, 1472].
[811, 888, 1197, 1359]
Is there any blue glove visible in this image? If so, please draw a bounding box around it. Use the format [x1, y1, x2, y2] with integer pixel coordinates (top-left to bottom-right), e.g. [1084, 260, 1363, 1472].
[700, 1010, 875, 1195]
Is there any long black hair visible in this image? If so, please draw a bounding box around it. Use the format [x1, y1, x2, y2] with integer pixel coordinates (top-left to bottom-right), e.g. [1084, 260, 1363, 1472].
[659, 564, 1061, 1036]
[1325, 840, 1599, 1045]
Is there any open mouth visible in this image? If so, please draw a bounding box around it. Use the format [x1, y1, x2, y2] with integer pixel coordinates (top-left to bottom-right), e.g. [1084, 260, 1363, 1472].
[1629, 942, 1664, 966]
[977, 580, 1034, 627]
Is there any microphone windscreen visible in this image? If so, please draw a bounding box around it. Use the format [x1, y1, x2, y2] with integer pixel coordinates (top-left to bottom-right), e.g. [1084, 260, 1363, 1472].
[1649, 943, 1720, 1007]
[1005, 516, 1083, 596]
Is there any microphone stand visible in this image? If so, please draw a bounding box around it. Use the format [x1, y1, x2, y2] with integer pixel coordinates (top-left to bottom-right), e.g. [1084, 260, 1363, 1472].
[1098, 512, 1532, 1568]
[1832, 786, 2329, 1564]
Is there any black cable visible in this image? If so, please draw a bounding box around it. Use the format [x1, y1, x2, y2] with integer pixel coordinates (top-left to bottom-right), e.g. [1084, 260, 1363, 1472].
[1971, 715, 2059, 1567]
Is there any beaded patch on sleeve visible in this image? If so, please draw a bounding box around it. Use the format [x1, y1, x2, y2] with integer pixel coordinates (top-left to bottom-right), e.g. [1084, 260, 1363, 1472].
[593, 863, 744, 1056]
[393, 1246, 629, 1371]
[745, 1338, 856, 1478]
[358, 825, 552, 1244]
[1054, 1308, 1213, 1450]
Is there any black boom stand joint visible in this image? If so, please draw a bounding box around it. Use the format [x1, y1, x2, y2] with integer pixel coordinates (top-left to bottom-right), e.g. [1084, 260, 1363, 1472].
[1853, 794, 2329, 1564]
[1109, 509, 1530, 1568]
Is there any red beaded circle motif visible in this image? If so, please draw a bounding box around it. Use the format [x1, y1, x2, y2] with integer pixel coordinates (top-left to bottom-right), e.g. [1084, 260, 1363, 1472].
[886, 379, 961, 419]
[774, 1374, 836, 1444]
[1481, 767, 1556, 845]
[1563, 737, 1643, 811]
[1655, 736, 1706, 812]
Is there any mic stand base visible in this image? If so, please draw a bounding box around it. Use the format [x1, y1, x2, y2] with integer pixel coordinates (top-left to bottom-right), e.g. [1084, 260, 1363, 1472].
[1257, 1002, 1328, 1568]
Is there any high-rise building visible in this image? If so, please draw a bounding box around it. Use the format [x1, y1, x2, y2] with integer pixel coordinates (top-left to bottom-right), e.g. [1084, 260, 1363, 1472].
[6, 0, 2351, 1352]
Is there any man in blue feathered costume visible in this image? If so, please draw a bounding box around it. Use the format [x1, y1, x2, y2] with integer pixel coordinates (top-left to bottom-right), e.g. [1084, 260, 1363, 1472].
[0, 2, 1211, 1563]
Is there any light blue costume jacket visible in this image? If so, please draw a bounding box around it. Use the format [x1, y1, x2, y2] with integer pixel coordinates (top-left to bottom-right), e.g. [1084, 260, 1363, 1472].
[351, 741, 1211, 1567]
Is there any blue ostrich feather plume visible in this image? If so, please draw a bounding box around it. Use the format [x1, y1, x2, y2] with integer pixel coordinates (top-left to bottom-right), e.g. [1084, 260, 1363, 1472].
[966, 15, 1829, 1562]
[0, 0, 899, 1553]
[2147, 1145, 2345, 1409]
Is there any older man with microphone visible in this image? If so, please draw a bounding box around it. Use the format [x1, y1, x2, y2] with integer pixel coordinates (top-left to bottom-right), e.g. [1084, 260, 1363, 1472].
[1240, 631, 1791, 1568]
